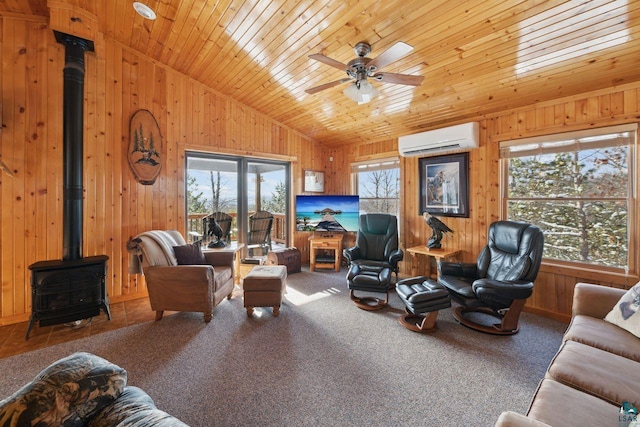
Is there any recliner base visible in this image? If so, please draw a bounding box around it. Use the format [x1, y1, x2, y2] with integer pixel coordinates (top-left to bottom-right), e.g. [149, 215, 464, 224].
[398, 309, 439, 332]
[350, 289, 388, 311]
[450, 299, 526, 335]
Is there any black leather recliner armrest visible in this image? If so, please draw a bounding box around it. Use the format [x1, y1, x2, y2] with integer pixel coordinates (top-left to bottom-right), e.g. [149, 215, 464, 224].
[343, 246, 361, 264]
[388, 248, 404, 268]
[438, 261, 477, 278]
[472, 278, 534, 301]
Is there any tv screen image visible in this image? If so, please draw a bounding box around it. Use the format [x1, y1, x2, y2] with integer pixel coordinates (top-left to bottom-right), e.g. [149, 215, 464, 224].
[296, 195, 360, 232]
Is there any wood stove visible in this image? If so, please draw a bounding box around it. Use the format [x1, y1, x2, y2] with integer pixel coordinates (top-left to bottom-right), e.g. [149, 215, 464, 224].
[26, 31, 111, 338]
[27, 256, 110, 338]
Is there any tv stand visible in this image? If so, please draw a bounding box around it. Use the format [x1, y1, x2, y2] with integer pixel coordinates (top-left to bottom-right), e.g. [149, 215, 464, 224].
[309, 235, 344, 272]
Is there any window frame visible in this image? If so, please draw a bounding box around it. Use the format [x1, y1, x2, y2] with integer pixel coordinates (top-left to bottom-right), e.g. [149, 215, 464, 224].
[499, 124, 638, 275]
[184, 151, 291, 253]
[351, 157, 401, 218]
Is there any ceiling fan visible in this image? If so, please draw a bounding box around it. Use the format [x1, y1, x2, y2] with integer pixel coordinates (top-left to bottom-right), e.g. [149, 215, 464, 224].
[306, 41, 424, 104]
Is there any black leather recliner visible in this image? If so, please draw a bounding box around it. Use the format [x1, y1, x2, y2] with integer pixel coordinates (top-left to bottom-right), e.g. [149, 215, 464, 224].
[438, 220, 544, 335]
[343, 213, 404, 311]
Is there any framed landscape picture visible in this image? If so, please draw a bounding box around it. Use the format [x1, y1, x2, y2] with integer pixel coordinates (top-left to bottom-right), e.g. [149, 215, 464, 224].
[419, 152, 469, 218]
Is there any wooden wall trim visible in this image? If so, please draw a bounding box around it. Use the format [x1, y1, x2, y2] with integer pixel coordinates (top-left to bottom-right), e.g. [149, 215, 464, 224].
[540, 263, 638, 288]
[183, 144, 297, 163]
[0, 12, 46, 22]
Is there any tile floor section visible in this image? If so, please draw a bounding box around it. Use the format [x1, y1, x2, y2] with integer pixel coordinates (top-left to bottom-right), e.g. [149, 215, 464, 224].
[0, 297, 158, 359]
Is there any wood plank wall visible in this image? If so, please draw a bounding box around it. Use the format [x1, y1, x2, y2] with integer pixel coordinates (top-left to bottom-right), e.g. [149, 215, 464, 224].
[330, 89, 640, 323]
[3, 14, 640, 326]
[0, 16, 325, 325]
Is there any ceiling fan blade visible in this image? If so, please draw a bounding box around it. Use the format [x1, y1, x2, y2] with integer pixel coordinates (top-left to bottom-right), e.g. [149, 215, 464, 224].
[368, 42, 414, 71]
[305, 78, 352, 94]
[309, 54, 349, 71]
[374, 72, 424, 86]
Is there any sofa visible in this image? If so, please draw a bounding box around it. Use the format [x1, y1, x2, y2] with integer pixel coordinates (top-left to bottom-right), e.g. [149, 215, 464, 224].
[0, 352, 188, 426]
[127, 230, 235, 322]
[496, 282, 640, 426]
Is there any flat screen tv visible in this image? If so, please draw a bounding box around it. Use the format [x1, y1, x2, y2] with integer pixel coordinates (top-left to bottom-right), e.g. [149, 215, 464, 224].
[296, 195, 359, 232]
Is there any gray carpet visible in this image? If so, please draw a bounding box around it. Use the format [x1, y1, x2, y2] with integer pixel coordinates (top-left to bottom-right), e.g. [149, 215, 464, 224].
[0, 268, 567, 426]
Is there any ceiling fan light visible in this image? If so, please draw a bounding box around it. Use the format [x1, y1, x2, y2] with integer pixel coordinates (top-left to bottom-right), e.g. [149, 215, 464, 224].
[343, 80, 378, 104]
[133, 2, 157, 20]
[343, 83, 360, 102]
[358, 80, 378, 104]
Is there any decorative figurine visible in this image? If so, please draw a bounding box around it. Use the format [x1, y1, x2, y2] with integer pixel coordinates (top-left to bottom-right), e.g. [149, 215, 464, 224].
[423, 212, 454, 249]
[207, 218, 226, 248]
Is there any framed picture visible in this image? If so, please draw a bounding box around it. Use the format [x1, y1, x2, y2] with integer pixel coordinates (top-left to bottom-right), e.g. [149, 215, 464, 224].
[419, 152, 469, 218]
[304, 170, 325, 192]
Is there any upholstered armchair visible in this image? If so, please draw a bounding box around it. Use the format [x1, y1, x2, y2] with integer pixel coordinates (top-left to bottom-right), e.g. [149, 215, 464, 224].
[343, 213, 404, 310]
[438, 220, 544, 335]
[127, 230, 234, 322]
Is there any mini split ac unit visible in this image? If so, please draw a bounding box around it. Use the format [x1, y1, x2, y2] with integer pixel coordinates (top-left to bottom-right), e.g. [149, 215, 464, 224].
[398, 122, 479, 157]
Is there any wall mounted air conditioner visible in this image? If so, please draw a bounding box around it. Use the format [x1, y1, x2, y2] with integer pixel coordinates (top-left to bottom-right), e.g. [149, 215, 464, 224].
[398, 122, 479, 157]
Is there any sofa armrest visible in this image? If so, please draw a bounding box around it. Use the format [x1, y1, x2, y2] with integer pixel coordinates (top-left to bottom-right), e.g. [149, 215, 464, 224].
[495, 411, 551, 427]
[572, 282, 626, 319]
[89, 386, 189, 427]
[203, 250, 234, 268]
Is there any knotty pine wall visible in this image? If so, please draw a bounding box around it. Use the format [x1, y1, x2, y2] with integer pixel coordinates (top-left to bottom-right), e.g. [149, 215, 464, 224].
[0, 15, 327, 325]
[3, 15, 640, 326]
[329, 87, 640, 323]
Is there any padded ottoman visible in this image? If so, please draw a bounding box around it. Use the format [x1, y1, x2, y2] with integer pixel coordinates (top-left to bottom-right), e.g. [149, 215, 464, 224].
[243, 265, 287, 317]
[396, 276, 451, 332]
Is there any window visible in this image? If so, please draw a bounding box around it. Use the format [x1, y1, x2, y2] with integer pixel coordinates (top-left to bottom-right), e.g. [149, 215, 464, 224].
[185, 152, 290, 255]
[500, 124, 636, 271]
[352, 158, 400, 216]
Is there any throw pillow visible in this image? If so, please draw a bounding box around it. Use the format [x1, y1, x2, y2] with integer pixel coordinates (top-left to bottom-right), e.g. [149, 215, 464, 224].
[173, 241, 206, 265]
[0, 352, 127, 426]
[604, 282, 640, 338]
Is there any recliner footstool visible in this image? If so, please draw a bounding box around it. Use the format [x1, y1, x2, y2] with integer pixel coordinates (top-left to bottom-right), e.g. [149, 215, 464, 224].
[396, 276, 451, 332]
[243, 265, 287, 317]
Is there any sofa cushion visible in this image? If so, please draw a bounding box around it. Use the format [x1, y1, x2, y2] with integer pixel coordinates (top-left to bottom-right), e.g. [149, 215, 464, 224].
[563, 314, 640, 362]
[604, 282, 640, 338]
[213, 265, 233, 291]
[527, 378, 619, 426]
[88, 386, 188, 427]
[547, 340, 640, 406]
[173, 242, 206, 265]
[0, 352, 127, 427]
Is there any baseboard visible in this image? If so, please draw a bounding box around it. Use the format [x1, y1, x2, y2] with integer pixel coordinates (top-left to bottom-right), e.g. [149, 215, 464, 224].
[523, 306, 571, 324]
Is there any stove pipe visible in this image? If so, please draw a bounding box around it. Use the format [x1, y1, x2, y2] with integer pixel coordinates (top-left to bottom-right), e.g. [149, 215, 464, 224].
[54, 31, 94, 261]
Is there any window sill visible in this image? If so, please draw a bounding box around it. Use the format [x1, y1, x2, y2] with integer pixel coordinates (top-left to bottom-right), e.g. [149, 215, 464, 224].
[540, 261, 638, 287]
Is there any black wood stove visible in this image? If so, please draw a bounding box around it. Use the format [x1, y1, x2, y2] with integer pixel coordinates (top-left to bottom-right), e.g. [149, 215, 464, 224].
[26, 31, 110, 339]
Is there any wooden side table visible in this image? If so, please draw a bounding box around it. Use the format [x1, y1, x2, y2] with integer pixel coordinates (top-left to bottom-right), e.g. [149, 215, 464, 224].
[309, 235, 344, 272]
[405, 245, 461, 279]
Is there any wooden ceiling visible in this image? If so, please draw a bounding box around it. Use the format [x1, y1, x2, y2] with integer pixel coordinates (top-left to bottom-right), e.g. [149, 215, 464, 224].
[3, 0, 640, 147]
